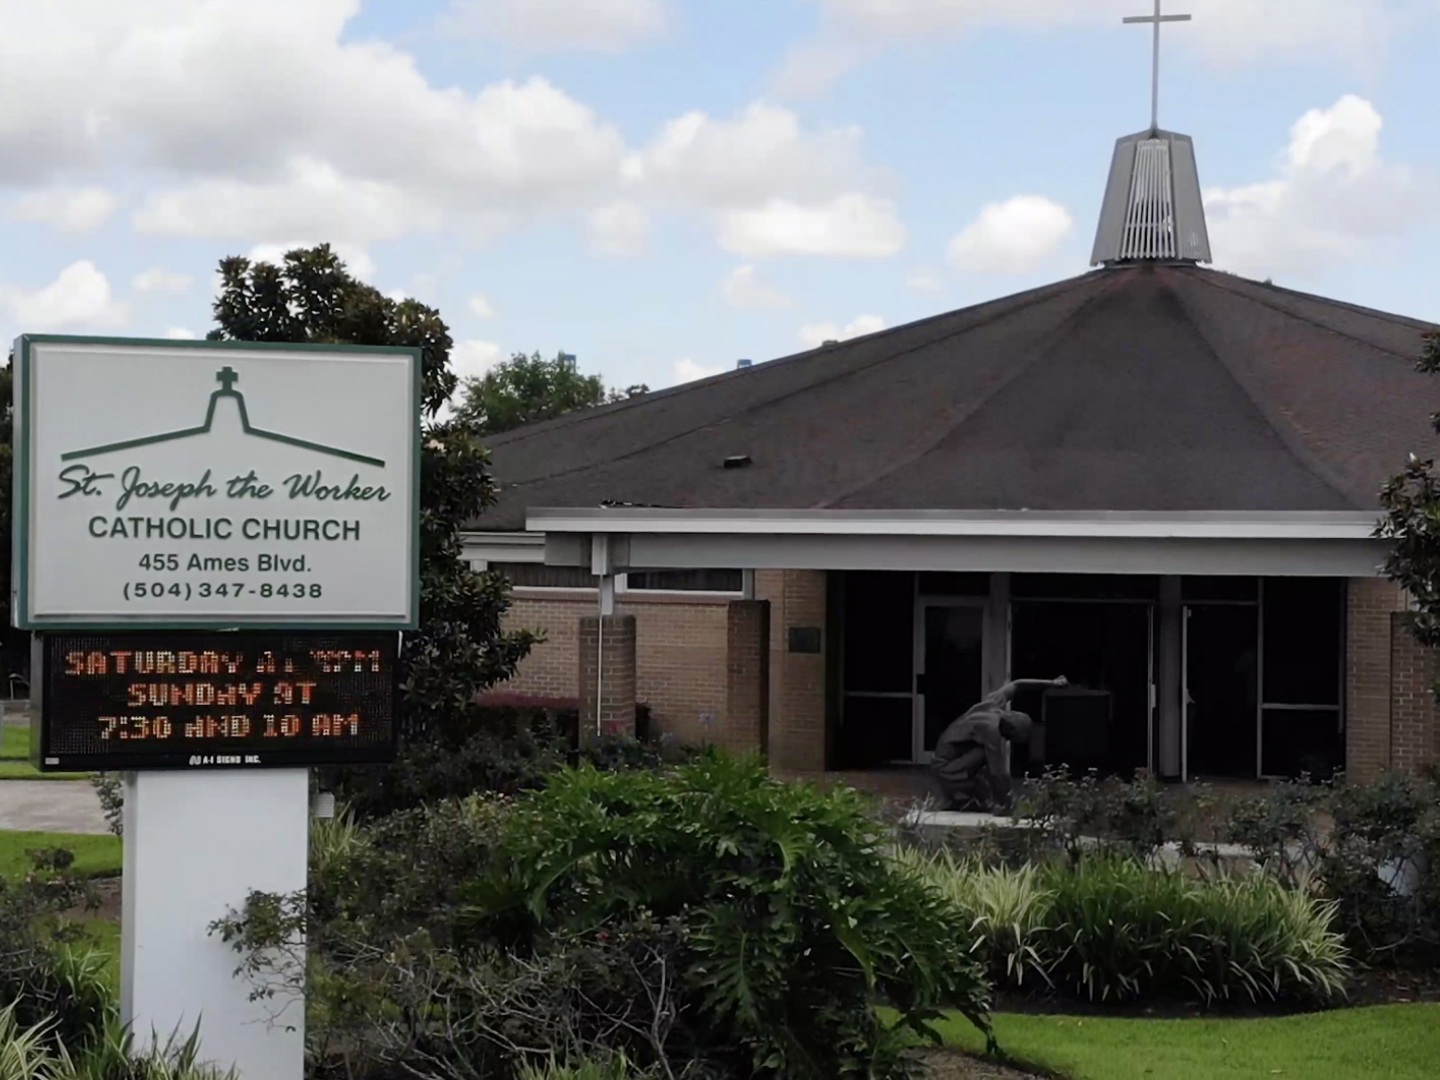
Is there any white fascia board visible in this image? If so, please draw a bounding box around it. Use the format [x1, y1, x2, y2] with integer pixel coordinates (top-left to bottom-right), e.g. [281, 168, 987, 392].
[461, 531, 546, 565]
[525, 508, 1381, 542]
[622, 533, 1387, 578]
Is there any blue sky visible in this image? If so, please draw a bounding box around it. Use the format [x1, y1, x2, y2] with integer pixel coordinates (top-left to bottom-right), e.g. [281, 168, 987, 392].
[2, 0, 1437, 397]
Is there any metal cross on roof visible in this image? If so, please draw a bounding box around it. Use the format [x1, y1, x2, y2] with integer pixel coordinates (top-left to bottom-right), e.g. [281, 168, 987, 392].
[1123, 0, 1191, 133]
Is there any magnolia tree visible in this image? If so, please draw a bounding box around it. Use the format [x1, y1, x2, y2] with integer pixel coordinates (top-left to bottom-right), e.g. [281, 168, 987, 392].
[208, 245, 536, 765]
[1378, 331, 1440, 691]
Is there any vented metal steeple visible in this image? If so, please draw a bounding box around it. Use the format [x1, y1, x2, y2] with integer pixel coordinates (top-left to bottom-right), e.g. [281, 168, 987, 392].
[1090, 2, 1212, 266]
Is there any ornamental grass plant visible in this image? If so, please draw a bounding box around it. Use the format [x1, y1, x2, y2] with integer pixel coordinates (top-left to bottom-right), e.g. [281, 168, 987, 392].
[906, 848, 1349, 1007]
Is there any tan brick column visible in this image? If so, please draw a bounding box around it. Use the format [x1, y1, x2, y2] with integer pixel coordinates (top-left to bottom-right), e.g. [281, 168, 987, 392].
[757, 569, 828, 773]
[1390, 615, 1440, 776]
[1346, 578, 1400, 782]
[578, 615, 637, 740]
[723, 600, 771, 757]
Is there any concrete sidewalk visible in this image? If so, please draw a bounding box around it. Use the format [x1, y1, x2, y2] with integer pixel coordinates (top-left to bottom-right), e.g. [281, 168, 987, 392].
[0, 780, 111, 834]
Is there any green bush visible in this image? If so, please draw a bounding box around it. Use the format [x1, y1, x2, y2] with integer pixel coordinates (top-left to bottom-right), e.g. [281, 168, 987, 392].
[215, 760, 989, 1079]
[908, 850, 1349, 1007]
[1223, 771, 1440, 964]
[1013, 768, 1205, 863]
[467, 756, 993, 1079]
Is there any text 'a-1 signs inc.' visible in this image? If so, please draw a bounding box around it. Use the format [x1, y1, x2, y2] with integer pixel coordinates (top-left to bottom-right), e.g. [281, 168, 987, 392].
[36, 631, 399, 771]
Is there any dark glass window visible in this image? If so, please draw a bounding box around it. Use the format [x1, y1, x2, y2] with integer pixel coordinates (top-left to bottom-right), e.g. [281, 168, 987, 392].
[489, 562, 596, 589]
[1012, 574, 1160, 600]
[842, 572, 913, 694]
[1183, 576, 1259, 602]
[1262, 579, 1342, 706]
[918, 572, 989, 596]
[624, 569, 743, 592]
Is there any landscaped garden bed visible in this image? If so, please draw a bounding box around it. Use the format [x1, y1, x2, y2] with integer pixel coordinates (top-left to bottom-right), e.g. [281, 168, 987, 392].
[2, 749, 1437, 1079]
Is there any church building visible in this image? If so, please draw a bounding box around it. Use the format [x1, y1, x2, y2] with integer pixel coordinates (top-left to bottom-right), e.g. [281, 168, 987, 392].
[463, 28, 1439, 790]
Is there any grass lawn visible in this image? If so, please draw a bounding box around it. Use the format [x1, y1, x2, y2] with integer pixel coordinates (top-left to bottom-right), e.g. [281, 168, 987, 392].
[0, 722, 89, 780]
[935, 1004, 1440, 1080]
[0, 830, 122, 879]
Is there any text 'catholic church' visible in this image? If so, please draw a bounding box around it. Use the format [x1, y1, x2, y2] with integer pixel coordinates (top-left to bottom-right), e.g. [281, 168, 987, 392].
[463, 11, 1439, 791]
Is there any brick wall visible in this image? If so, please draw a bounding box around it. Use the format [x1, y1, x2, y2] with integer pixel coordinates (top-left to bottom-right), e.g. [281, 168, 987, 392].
[579, 615, 636, 738]
[758, 569, 828, 773]
[723, 600, 770, 758]
[500, 590, 737, 747]
[1347, 578, 1401, 782]
[1390, 613, 1439, 776]
[1346, 577, 1440, 780]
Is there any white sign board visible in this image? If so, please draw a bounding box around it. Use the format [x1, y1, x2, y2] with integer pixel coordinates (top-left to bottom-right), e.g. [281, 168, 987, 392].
[14, 336, 419, 629]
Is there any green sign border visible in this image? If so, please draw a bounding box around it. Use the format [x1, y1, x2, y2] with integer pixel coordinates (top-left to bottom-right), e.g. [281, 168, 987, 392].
[13, 334, 422, 631]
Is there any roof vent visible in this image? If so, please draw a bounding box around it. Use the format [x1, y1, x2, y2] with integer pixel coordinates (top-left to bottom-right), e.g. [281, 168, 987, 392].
[722, 454, 752, 470]
[1091, 129, 1211, 265]
[736, 359, 752, 369]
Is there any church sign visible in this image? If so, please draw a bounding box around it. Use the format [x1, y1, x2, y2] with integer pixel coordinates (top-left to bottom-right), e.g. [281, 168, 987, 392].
[12, 336, 420, 630]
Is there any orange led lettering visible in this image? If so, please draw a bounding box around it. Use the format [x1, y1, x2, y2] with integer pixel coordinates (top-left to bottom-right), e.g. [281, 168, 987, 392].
[110, 651, 132, 673]
[87, 651, 107, 675]
[65, 652, 85, 676]
[200, 651, 221, 674]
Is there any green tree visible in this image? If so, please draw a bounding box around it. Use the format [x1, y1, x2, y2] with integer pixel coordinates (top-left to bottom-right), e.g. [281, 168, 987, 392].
[0, 360, 22, 686]
[457, 350, 646, 436]
[208, 244, 535, 753]
[1378, 330, 1440, 686]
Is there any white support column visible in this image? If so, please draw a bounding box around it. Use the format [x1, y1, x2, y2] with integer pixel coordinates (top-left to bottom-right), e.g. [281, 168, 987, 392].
[122, 770, 309, 1079]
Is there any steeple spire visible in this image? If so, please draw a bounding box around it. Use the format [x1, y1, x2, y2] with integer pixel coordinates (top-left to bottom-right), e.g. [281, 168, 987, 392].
[1123, 1, 1191, 134]
[1090, 2, 1210, 266]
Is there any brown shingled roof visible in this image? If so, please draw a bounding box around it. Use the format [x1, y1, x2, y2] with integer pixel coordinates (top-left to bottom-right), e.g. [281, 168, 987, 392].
[475, 264, 1438, 532]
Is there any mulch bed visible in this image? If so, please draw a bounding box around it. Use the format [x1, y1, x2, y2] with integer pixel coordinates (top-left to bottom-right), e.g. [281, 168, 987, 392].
[921, 1049, 1043, 1079]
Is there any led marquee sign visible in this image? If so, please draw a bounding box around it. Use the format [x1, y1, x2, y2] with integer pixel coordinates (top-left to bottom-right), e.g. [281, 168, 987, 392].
[36, 630, 398, 771]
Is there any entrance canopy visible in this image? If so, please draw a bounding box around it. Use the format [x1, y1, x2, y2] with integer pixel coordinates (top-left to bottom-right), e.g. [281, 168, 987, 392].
[528, 508, 1385, 580]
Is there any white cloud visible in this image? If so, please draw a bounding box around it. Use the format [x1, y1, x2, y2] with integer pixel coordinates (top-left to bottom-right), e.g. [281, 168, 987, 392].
[8, 186, 119, 233]
[245, 242, 377, 283]
[721, 194, 905, 258]
[2, 260, 126, 330]
[451, 340, 506, 383]
[164, 327, 197, 339]
[722, 265, 793, 309]
[907, 272, 943, 294]
[134, 268, 193, 293]
[672, 357, 726, 385]
[948, 195, 1073, 274]
[630, 102, 871, 207]
[440, 0, 668, 51]
[816, 1, 1391, 63]
[1205, 95, 1429, 278]
[134, 157, 442, 245]
[799, 314, 886, 349]
[587, 201, 650, 256]
[0, 4, 626, 245]
[772, 42, 860, 98]
[468, 294, 495, 320]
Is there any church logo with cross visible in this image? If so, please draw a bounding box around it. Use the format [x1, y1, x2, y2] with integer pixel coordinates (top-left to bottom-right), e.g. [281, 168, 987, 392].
[61, 365, 385, 468]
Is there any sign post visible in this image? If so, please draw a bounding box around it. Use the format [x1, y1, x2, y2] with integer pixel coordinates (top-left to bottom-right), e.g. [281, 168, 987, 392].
[13, 336, 419, 1079]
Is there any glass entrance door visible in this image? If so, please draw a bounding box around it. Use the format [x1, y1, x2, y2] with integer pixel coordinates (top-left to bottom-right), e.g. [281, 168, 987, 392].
[1183, 604, 1259, 780]
[914, 602, 985, 763]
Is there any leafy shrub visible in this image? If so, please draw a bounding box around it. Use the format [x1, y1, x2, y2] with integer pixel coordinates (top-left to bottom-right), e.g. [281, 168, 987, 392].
[0, 854, 108, 1052]
[1318, 772, 1440, 962]
[467, 756, 992, 1079]
[908, 851, 1349, 1007]
[321, 721, 567, 820]
[1014, 768, 1204, 863]
[518, 1053, 655, 1080]
[1223, 771, 1440, 964]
